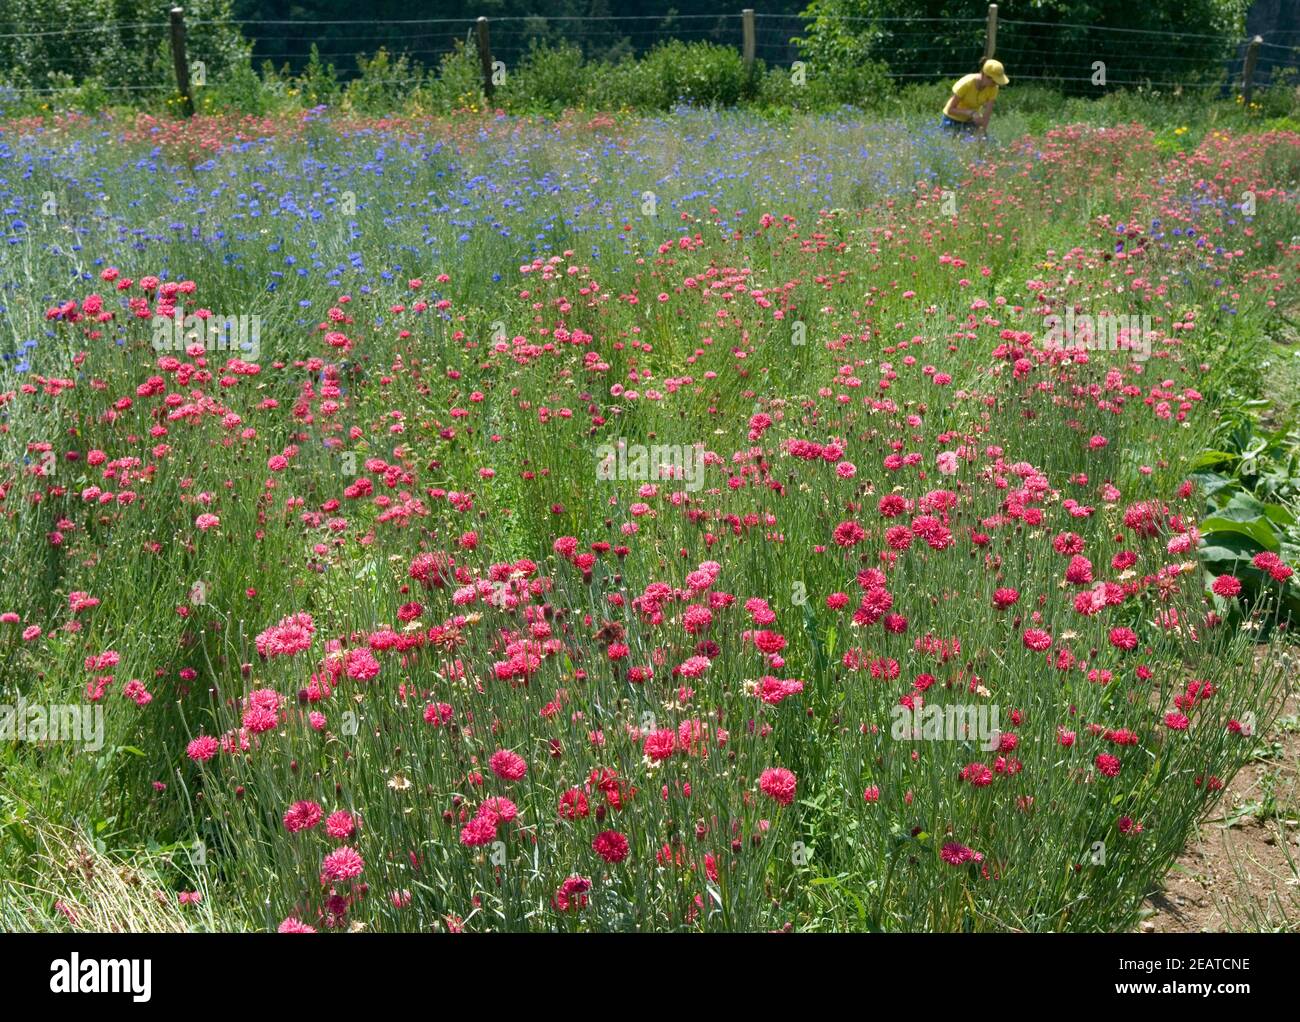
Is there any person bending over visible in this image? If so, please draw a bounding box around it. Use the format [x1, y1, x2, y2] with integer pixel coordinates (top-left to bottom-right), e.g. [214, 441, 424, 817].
[941, 59, 1009, 136]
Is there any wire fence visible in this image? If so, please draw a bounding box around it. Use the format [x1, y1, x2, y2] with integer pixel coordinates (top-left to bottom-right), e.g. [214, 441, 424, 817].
[0, 11, 1296, 100]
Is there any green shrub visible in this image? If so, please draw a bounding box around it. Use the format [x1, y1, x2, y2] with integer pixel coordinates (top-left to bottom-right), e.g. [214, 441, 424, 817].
[800, 58, 893, 110]
[583, 57, 661, 110]
[499, 40, 589, 113]
[344, 49, 425, 115]
[638, 40, 754, 109]
[1257, 68, 1300, 121]
[200, 61, 278, 116]
[420, 43, 486, 113]
[295, 46, 343, 108]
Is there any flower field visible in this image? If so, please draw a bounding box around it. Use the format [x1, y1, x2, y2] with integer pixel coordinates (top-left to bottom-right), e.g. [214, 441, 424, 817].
[1, 110, 1298, 932]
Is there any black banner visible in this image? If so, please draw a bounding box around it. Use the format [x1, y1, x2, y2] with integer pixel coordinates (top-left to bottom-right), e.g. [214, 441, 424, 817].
[0, 931, 1289, 1007]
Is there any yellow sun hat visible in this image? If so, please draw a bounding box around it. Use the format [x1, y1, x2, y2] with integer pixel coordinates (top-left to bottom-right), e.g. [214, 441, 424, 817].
[982, 59, 1009, 85]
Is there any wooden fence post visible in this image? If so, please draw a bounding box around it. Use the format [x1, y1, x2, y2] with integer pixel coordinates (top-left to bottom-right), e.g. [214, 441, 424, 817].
[1242, 35, 1262, 106]
[170, 7, 194, 116]
[476, 17, 494, 100]
[984, 4, 998, 62]
[742, 9, 756, 72]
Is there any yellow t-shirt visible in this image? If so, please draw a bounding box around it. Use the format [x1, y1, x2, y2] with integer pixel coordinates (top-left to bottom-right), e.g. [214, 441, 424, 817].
[945, 74, 998, 122]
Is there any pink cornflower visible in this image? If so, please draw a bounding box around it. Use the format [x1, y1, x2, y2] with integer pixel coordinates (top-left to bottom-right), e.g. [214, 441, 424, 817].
[460, 815, 498, 847]
[489, 749, 528, 781]
[254, 612, 316, 658]
[940, 842, 977, 866]
[960, 762, 994, 787]
[241, 700, 279, 734]
[1122, 500, 1164, 537]
[478, 797, 518, 825]
[320, 846, 365, 883]
[677, 655, 711, 678]
[186, 735, 219, 762]
[759, 767, 797, 807]
[344, 647, 381, 680]
[682, 604, 713, 634]
[325, 810, 356, 839]
[1252, 551, 1293, 582]
[283, 800, 323, 833]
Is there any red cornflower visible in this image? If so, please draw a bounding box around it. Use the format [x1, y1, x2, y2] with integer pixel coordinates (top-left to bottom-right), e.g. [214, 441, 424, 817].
[1211, 575, 1242, 598]
[592, 829, 630, 863]
[960, 762, 994, 787]
[1022, 628, 1053, 652]
[1108, 627, 1138, 651]
[558, 787, 590, 819]
[832, 520, 865, 547]
[553, 874, 592, 911]
[460, 815, 498, 847]
[992, 587, 1020, 610]
[643, 729, 676, 761]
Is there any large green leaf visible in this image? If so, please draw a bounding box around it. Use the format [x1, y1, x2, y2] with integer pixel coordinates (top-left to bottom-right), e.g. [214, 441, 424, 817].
[1190, 470, 1238, 500]
[1189, 450, 1237, 471]
[1199, 516, 1281, 552]
[1198, 523, 1275, 560]
[1262, 503, 1297, 527]
[1215, 491, 1272, 522]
